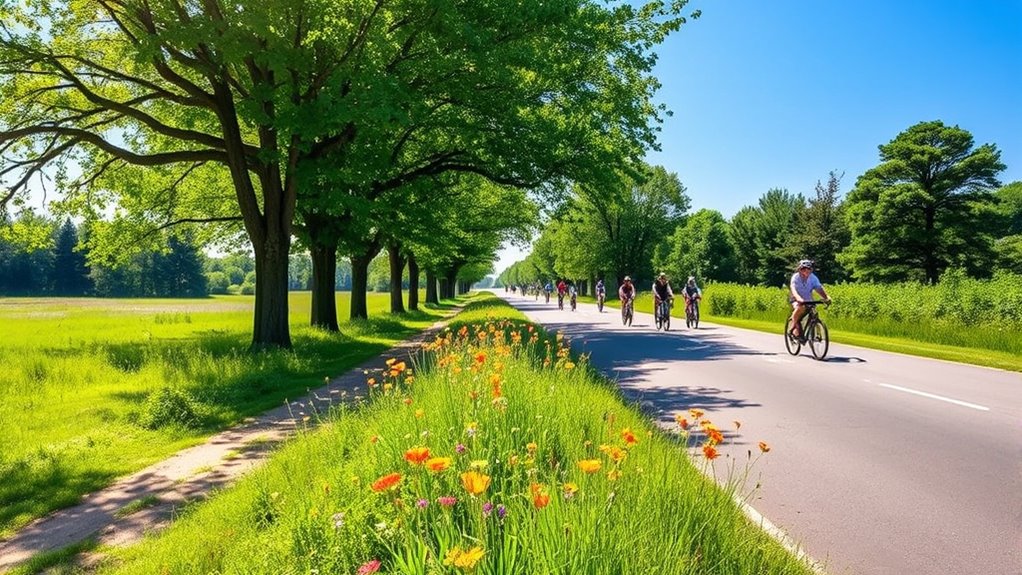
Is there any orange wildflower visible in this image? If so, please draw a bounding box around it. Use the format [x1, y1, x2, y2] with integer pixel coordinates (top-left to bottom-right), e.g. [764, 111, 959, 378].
[759, 441, 771, 453]
[474, 352, 487, 364]
[702, 445, 719, 460]
[460, 471, 491, 496]
[689, 408, 704, 419]
[371, 472, 402, 492]
[577, 459, 602, 473]
[621, 428, 638, 446]
[425, 457, 452, 472]
[385, 358, 397, 366]
[675, 415, 689, 429]
[530, 483, 550, 509]
[404, 447, 430, 465]
[706, 429, 724, 445]
[599, 444, 627, 463]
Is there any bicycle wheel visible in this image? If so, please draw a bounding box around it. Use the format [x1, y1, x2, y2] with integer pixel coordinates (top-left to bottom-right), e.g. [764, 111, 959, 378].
[693, 304, 699, 329]
[784, 317, 801, 356]
[808, 320, 829, 360]
[663, 308, 670, 331]
[598, 297, 604, 312]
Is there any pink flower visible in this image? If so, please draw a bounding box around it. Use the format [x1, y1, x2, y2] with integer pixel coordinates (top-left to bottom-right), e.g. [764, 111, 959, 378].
[357, 559, 381, 575]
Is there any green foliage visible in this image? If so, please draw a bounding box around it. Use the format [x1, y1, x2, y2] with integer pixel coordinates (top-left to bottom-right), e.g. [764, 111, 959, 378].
[786, 172, 850, 282]
[841, 121, 1006, 283]
[50, 219, 93, 296]
[656, 209, 738, 283]
[137, 387, 202, 431]
[702, 273, 1022, 355]
[726, 190, 804, 286]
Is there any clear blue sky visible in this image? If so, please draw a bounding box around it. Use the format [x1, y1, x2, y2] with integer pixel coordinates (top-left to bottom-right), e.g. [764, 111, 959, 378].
[497, 0, 1022, 273]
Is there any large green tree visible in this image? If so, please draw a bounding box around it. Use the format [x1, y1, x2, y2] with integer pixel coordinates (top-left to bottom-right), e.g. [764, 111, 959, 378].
[994, 181, 1022, 273]
[841, 121, 1005, 283]
[785, 171, 850, 282]
[726, 189, 803, 286]
[655, 209, 738, 284]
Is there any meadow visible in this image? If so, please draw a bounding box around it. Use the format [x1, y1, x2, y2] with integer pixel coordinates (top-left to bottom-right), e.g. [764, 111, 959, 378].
[0, 292, 447, 538]
[91, 296, 812, 575]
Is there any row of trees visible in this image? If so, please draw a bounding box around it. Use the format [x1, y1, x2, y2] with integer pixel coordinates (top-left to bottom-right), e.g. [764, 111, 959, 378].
[501, 122, 1020, 290]
[1, 1, 700, 348]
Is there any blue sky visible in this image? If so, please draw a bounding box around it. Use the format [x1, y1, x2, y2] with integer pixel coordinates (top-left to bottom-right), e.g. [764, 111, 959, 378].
[497, 0, 1022, 272]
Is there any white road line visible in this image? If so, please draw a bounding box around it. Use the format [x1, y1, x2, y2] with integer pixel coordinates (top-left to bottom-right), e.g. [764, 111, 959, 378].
[878, 383, 990, 411]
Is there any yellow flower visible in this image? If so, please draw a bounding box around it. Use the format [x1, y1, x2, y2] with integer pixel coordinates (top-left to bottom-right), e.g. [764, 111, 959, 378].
[577, 459, 602, 473]
[562, 482, 579, 496]
[607, 469, 622, 481]
[414, 408, 425, 418]
[460, 471, 491, 495]
[469, 459, 488, 470]
[444, 546, 485, 570]
[526, 442, 538, 453]
[563, 361, 576, 370]
[425, 457, 452, 472]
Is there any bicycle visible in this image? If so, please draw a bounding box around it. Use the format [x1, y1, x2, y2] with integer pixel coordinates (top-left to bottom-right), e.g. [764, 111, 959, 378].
[784, 301, 830, 360]
[621, 297, 634, 326]
[557, 292, 564, 310]
[685, 297, 700, 329]
[654, 297, 672, 331]
[544, 290, 551, 303]
[597, 290, 605, 312]
[570, 292, 577, 311]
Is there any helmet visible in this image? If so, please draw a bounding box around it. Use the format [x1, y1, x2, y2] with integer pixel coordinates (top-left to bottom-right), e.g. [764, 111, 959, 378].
[624, 275, 632, 282]
[687, 276, 695, 285]
[658, 272, 667, 280]
[797, 259, 813, 271]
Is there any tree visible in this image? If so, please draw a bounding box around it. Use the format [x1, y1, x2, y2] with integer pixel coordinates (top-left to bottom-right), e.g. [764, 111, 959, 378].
[994, 181, 1022, 273]
[154, 234, 207, 298]
[841, 121, 1005, 283]
[0, 0, 386, 348]
[50, 219, 92, 295]
[725, 189, 803, 286]
[785, 172, 851, 282]
[656, 209, 738, 283]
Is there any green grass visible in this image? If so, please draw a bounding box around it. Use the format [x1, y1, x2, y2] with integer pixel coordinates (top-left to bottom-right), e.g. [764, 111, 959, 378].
[0, 292, 454, 538]
[97, 295, 813, 575]
[5, 538, 98, 575]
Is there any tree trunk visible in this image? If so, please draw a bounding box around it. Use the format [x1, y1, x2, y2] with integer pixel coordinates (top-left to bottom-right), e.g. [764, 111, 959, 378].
[251, 231, 293, 349]
[445, 269, 458, 298]
[387, 242, 406, 314]
[350, 253, 371, 320]
[309, 241, 339, 331]
[408, 254, 420, 311]
[426, 269, 439, 304]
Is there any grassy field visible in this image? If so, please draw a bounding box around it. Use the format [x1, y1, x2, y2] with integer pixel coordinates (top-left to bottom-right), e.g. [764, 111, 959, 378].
[89, 295, 813, 575]
[0, 292, 449, 538]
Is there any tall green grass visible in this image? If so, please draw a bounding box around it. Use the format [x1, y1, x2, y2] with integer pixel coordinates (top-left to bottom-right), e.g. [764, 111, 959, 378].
[0, 292, 447, 537]
[703, 270, 1022, 355]
[99, 296, 812, 575]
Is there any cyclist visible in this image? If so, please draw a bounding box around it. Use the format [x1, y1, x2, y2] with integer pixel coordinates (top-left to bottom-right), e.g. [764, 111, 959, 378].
[544, 281, 553, 303]
[652, 272, 673, 321]
[618, 275, 635, 317]
[556, 279, 568, 310]
[682, 275, 701, 316]
[568, 282, 578, 311]
[789, 260, 831, 340]
[595, 279, 606, 311]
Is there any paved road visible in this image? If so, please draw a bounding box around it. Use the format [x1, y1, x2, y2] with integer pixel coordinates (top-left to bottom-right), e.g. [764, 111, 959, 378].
[499, 292, 1022, 575]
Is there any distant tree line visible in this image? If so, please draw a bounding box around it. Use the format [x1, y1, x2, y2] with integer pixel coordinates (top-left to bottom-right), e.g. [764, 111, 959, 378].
[502, 121, 1022, 292]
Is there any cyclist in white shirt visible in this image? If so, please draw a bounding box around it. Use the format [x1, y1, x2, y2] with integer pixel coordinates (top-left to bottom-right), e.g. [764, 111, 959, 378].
[789, 260, 831, 340]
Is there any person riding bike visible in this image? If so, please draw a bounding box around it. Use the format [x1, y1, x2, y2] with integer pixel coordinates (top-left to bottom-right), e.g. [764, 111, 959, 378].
[556, 279, 568, 309]
[595, 279, 606, 310]
[568, 282, 578, 311]
[544, 281, 553, 303]
[682, 276, 702, 315]
[652, 272, 673, 320]
[618, 275, 635, 314]
[789, 260, 831, 340]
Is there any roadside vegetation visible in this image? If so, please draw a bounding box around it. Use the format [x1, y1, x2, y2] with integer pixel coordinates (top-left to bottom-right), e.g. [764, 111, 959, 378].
[95, 295, 811, 575]
[0, 292, 450, 538]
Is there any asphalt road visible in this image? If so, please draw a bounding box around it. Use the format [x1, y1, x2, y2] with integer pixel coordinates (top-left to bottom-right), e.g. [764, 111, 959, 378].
[499, 291, 1022, 575]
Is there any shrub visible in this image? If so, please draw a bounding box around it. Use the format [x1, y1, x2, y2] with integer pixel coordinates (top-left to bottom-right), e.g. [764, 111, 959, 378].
[137, 386, 201, 430]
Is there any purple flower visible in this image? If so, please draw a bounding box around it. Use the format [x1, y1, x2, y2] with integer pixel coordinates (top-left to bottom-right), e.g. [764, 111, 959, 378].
[455, 443, 466, 453]
[482, 501, 494, 517]
[496, 504, 506, 519]
[437, 496, 457, 507]
[416, 498, 429, 509]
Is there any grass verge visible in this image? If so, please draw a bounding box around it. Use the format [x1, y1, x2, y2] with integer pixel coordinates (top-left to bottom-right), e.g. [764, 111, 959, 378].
[0, 292, 454, 537]
[581, 295, 1022, 372]
[97, 294, 813, 574]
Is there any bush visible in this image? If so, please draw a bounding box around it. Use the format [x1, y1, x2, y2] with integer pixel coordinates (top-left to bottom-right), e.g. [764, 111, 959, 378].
[137, 386, 201, 430]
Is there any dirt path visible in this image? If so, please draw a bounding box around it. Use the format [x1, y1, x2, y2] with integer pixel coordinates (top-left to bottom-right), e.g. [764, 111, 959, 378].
[0, 315, 455, 573]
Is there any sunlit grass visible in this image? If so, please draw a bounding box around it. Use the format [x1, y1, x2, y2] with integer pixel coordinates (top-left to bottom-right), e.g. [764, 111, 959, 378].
[0, 291, 451, 537]
[98, 295, 812, 575]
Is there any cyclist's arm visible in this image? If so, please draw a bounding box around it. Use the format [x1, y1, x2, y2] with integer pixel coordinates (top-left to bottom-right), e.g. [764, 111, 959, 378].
[789, 277, 804, 303]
